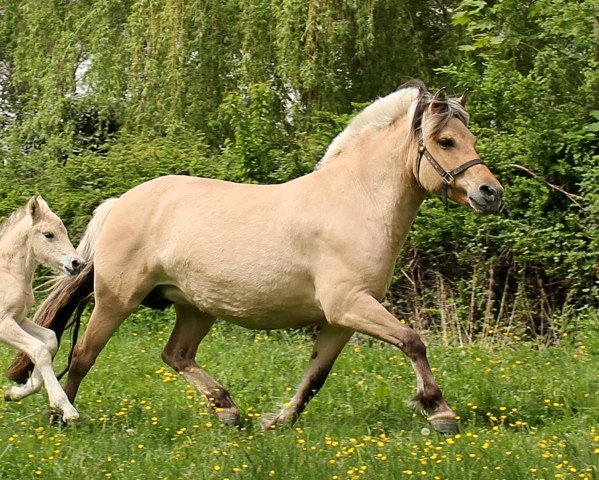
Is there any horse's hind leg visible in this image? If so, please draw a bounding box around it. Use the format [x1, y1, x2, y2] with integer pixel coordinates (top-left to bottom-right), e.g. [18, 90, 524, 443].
[4, 318, 58, 401]
[161, 304, 240, 426]
[261, 325, 353, 430]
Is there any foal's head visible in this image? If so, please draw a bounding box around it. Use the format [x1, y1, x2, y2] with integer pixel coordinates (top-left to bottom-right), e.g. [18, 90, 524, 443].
[27, 196, 84, 276]
[413, 88, 503, 213]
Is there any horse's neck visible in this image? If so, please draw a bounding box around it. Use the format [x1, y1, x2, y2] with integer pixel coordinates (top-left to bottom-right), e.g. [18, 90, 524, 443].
[0, 218, 36, 285]
[321, 124, 426, 251]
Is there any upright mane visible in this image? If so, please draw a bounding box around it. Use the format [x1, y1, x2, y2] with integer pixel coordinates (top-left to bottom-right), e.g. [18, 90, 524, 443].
[315, 80, 470, 170]
[0, 207, 27, 240]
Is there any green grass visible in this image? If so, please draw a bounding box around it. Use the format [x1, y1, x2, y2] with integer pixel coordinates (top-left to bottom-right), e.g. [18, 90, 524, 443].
[0, 312, 597, 480]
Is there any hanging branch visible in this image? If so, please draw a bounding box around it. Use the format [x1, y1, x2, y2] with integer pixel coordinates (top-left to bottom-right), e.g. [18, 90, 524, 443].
[510, 163, 585, 209]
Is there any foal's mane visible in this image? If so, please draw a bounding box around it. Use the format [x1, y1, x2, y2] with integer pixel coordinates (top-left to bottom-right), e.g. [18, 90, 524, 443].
[0, 207, 27, 240]
[315, 80, 469, 170]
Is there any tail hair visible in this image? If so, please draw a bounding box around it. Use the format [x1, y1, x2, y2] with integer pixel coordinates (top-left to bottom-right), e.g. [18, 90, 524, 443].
[5, 198, 118, 383]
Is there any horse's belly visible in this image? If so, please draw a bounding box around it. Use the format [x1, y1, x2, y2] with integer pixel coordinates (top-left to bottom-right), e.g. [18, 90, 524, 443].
[168, 263, 324, 328]
[217, 307, 326, 330]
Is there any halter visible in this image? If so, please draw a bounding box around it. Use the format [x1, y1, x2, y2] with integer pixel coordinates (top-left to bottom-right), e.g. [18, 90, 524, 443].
[414, 126, 485, 209]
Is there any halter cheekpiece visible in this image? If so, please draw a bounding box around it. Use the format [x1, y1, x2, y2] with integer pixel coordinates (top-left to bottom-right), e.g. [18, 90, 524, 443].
[415, 117, 485, 209]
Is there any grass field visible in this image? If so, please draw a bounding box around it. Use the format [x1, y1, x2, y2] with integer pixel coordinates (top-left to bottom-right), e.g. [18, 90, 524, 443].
[0, 311, 597, 480]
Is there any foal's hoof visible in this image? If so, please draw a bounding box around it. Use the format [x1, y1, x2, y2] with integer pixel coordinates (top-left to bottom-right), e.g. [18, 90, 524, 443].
[44, 409, 78, 426]
[62, 411, 80, 425]
[4, 389, 14, 402]
[214, 408, 240, 427]
[429, 417, 459, 435]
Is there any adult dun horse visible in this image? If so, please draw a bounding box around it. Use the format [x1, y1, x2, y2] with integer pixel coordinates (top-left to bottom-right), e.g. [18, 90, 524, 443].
[0, 196, 84, 423]
[7, 81, 503, 433]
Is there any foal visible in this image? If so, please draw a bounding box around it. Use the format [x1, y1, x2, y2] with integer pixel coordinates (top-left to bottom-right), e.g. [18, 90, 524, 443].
[0, 196, 84, 423]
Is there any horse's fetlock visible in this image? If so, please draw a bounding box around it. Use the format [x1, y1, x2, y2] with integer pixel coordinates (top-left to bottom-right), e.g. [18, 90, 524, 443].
[403, 331, 426, 358]
[411, 385, 444, 413]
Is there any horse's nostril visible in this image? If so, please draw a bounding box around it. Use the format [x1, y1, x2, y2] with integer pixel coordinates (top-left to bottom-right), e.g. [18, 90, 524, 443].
[71, 259, 82, 271]
[479, 184, 497, 199]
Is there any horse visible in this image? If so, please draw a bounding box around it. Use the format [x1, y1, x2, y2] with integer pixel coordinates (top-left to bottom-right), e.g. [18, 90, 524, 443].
[0, 196, 84, 423]
[6, 80, 503, 434]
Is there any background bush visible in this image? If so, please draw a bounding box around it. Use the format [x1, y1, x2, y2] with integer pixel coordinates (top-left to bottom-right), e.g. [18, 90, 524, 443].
[0, 0, 597, 340]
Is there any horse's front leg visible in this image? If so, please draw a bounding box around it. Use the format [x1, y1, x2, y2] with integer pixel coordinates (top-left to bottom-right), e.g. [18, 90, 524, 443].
[323, 292, 458, 434]
[262, 325, 353, 430]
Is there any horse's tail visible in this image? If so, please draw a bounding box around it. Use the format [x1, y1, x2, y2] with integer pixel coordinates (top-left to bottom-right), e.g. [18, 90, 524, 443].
[5, 198, 118, 384]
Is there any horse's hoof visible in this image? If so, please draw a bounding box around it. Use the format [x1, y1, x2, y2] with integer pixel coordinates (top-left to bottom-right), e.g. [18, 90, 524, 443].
[260, 413, 280, 431]
[429, 417, 459, 435]
[215, 408, 240, 427]
[261, 411, 293, 431]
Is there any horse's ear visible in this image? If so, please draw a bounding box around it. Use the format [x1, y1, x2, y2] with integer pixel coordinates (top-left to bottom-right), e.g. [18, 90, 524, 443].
[458, 88, 470, 107]
[430, 88, 448, 114]
[27, 195, 42, 224]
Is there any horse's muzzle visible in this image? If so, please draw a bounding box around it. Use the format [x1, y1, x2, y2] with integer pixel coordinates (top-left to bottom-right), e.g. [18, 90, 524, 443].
[468, 183, 504, 214]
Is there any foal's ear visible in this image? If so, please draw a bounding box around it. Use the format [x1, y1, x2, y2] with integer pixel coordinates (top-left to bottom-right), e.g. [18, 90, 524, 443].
[430, 88, 448, 114]
[27, 195, 43, 224]
[458, 88, 470, 107]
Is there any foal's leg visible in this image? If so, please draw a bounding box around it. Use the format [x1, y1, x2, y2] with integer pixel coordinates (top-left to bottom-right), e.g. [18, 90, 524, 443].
[0, 318, 78, 423]
[323, 293, 458, 434]
[161, 304, 240, 426]
[262, 325, 353, 430]
[4, 318, 58, 401]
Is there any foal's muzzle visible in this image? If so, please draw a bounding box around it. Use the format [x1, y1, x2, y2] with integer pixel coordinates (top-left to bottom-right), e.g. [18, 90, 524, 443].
[64, 257, 85, 276]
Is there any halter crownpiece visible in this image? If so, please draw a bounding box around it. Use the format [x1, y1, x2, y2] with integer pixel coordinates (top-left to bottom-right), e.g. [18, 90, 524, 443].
[415, 115, 485, 209]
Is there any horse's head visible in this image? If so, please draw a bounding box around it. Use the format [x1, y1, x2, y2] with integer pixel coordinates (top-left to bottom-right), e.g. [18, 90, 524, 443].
[27, 196, 85, 276]
[414, 88, 503, 213]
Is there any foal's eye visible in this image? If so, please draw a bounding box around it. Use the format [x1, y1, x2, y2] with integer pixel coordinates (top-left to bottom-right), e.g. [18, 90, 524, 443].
[43, 232, 54, 239]
[437, 138, 455, 149]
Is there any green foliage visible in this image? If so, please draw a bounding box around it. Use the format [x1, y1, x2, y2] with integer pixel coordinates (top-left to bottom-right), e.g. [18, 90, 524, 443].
[0, 0, 597, 336]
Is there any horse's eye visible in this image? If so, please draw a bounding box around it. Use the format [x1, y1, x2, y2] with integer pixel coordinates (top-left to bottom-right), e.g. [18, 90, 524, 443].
[43, 232, 54, 239]
[438, 138, 455, 149]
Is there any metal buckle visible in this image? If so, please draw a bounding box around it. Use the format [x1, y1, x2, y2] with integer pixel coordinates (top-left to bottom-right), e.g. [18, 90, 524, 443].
[441, 171, 454, 185]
